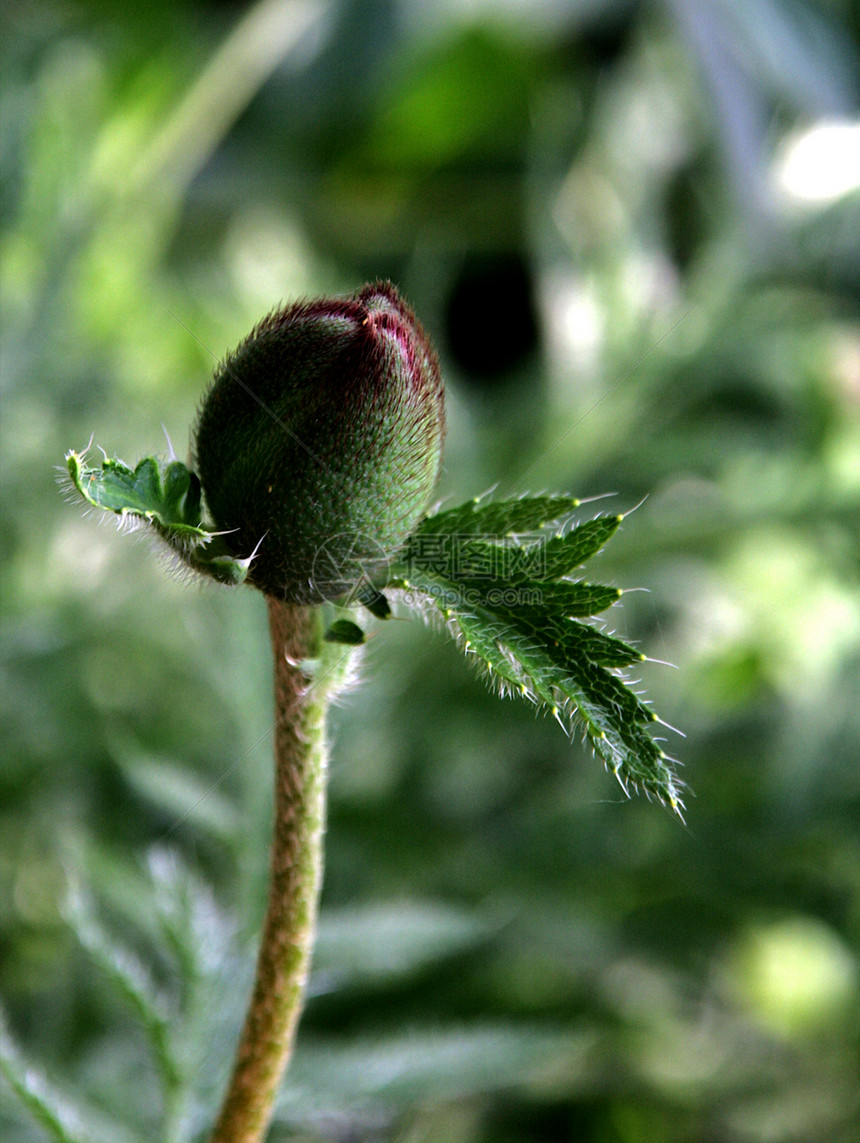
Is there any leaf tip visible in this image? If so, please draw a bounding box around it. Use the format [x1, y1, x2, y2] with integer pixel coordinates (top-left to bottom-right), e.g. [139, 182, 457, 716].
[668, 791, 686, 821]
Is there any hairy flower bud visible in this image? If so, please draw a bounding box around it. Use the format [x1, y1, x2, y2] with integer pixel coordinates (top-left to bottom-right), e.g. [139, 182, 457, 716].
[193, 281, 445, 602]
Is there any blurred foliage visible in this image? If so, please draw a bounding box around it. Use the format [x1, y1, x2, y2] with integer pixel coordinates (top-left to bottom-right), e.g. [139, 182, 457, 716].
[1, 0, 859, 1140]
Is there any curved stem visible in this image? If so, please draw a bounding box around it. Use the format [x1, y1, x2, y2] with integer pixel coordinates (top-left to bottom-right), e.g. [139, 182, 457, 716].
[210, 598, 345, 1143]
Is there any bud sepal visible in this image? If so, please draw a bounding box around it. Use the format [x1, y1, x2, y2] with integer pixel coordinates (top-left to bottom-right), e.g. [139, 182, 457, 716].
[63, 447, 256, 586]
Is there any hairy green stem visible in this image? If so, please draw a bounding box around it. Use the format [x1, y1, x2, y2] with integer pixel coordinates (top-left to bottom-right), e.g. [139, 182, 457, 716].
[210, 598, 343, 1143]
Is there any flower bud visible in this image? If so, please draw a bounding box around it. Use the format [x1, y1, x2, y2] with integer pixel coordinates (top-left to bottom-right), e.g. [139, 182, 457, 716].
[193, 281, 445, 602]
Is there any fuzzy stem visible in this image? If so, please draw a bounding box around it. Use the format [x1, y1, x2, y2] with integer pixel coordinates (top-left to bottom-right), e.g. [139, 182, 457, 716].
[210, 598, 342, 1143]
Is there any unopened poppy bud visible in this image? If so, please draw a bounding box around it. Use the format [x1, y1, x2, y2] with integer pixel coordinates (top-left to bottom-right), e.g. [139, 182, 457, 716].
[193, 281, 445, 602]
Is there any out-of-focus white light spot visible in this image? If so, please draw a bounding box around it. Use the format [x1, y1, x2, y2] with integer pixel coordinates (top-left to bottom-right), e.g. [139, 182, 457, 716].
[774, 120, 860, 205]
[621, 251, 680, 316]
[728, 916, 857, 1037]
[227, 209, 313, 306]
[561, 288, 602, 362]
[542, 272, 604, 381]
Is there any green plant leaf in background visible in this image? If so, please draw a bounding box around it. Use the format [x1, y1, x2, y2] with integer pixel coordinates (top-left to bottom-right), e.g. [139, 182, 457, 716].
[0, 1015, 142, 1143]
[391, 496, 684, 815]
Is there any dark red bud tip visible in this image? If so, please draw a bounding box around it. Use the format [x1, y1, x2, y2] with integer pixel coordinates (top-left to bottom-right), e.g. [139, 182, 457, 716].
[193, 281, 445, 603]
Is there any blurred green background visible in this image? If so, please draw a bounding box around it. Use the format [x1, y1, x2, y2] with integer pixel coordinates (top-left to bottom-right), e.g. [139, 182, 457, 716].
[2, 0, 859, 1140]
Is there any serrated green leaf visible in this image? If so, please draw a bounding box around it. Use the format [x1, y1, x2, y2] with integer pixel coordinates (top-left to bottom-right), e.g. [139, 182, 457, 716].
[63, 447, 255, 586]
[402, 536, 539, 582]
[536, 515, 624, 579]
[509, 606, 643, 668]
[514, 582, 622, 616]
[395, 498, 683, 815]
[403, 514, 623, 585]
[66, 450, 206, 536]
[431, 579, 622, 618]
[418, 494, 581, 536]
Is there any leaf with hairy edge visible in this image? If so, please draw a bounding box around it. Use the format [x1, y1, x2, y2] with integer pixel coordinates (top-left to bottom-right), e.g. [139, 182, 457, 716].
[63, 447, 257, 586]
[390, 499, 683, 816]
[66, 450, 206, 536]
[534, 516, 625, 579]
[418, 494, 581, 536]
[403, 514, 625, 585]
